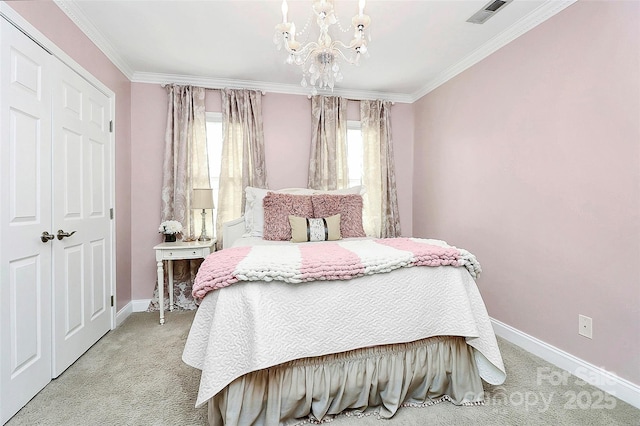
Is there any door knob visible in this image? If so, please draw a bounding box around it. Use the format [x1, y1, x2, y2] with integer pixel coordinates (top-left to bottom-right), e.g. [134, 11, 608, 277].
[41, 231, 55, 243]
[57, 229, 77, 240]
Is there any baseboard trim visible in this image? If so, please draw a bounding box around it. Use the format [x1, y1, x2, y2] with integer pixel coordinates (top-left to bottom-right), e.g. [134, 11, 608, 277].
[115, 300, 151, 327]
[115, 302, 132, 327]
[132, 299, 152, 313]
[491, 317, 640, 410]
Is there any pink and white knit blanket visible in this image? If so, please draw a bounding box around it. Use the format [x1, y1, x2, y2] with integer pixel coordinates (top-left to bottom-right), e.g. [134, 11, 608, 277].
[192, 237, 481, 299]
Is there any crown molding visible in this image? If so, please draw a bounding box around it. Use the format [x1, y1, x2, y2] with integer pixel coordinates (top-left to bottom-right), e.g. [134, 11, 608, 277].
[409, 0, 578, 103]
[53, 0, 134, 80]
[131, 72, 414, 104]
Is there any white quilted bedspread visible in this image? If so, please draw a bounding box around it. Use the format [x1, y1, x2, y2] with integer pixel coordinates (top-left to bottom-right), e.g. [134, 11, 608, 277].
[182, 255, 506, 408]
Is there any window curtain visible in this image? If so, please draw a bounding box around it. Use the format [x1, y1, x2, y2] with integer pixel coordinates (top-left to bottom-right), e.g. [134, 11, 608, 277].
[150, 84, 209, 312]
[360, 99, 401, 238]
[308, 95, 348, 190]
[216, 88, 267, 245]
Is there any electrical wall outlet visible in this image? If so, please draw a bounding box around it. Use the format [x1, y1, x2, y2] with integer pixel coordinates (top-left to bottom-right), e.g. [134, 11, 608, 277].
[578, 314, 593, 339]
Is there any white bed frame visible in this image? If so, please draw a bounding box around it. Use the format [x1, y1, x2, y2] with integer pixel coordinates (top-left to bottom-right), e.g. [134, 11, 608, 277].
[221, 217, 245, 249]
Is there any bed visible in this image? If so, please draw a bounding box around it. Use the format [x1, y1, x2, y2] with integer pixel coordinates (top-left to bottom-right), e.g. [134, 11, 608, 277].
[182, 187, 506, 426]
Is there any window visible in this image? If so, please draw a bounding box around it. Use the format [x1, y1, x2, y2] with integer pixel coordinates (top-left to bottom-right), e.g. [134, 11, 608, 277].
[205, 112, 223, 235]
[346, 120, 363, 189]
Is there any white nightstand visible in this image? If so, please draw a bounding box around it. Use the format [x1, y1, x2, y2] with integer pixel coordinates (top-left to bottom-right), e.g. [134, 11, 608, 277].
[153, 239, 216, 324]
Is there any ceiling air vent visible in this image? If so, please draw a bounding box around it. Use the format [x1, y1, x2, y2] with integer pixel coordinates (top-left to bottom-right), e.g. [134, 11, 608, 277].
[466, 0, 513, 24]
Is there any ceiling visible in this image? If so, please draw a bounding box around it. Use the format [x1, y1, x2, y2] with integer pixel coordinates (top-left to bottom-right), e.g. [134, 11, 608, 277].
[54, 0, 575, 103]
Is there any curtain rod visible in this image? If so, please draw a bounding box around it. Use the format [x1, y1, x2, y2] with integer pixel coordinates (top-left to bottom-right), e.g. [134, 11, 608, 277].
[161, 84, 265, 95]
[204, 87, 266, 95]
[306, 94, 395, 105]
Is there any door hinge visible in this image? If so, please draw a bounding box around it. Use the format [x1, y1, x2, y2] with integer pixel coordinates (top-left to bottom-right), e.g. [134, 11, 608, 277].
[110, 295, 114, 307]
[109, 120, 113, 133]
[110, 208, 114, 220]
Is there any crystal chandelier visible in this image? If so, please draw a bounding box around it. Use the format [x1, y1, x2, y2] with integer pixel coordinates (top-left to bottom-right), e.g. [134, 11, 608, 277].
[274, 0, 371, 95]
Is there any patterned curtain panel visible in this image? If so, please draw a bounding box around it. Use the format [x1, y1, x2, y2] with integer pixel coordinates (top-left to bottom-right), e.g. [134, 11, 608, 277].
[160, 84, 209, 233]
[216, 88, 267, 245]
[308, 95, 348, 190]
[150, 84, 209, 312]
[361, 100, 401, 238]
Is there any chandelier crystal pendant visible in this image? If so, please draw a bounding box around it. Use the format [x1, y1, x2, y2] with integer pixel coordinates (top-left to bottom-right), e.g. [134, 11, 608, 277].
[274, 0, 371, 95]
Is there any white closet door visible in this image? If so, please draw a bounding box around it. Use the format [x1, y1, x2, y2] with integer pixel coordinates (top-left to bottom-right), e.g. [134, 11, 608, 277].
[51, 58, 112, 377]
[0, 20, 53, 424]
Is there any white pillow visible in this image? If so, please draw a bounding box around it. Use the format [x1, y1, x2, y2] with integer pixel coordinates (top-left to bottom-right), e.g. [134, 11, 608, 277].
[313, 185, 365, 196]
[277, 187, 317, 195]
[243, 187, 270, 237]
[243, 185, 365, 237]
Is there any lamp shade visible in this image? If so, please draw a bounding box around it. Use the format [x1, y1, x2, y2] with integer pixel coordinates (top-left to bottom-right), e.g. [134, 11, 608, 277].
[192, 188, 214, 209]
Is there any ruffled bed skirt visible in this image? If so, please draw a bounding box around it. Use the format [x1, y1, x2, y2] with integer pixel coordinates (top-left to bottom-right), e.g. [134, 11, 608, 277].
[208, 336, 484, 426]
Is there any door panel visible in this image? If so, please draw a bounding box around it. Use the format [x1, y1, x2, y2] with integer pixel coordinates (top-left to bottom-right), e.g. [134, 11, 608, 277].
[89, 138, 105, 216]
[0, 20, 52, 424]
[90, 239, 106, 319]
[51, 58, 111, 377]
[9, 256, 42, 373]
[9, 109, 40, 220]
[62, 128, 83, 217]
[62, 243, 84, 337]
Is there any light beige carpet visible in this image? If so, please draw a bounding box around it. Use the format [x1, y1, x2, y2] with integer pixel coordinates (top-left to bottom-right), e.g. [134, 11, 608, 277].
[6, 311, 639, 425]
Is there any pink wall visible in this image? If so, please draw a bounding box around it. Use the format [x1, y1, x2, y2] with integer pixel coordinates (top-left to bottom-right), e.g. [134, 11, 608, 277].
[130, 83, 166, 300]
[390, 102, 414, 236]
[8, 1, 133, 311]
[130, 85, 414, 299]
[412, 0, 640, 385]
[263, 94, 313, 189]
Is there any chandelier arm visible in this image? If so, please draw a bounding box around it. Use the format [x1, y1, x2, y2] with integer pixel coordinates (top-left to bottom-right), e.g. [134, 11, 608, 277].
[327, 41, 363, 64]
[284, 41, 322, 65]
[297, 49, 320, 66]
[332, 40, 364, 51]
[329, 45, 357, 64]
[283, 40, 320, 55]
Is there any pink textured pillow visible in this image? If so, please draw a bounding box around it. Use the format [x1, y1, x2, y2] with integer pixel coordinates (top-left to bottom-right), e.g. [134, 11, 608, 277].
[311, 194, 366, 238]
[263, 192, 314, 241]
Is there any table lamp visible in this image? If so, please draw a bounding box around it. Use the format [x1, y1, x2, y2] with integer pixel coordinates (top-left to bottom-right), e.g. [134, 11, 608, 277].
[192, 188, 214, 241]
